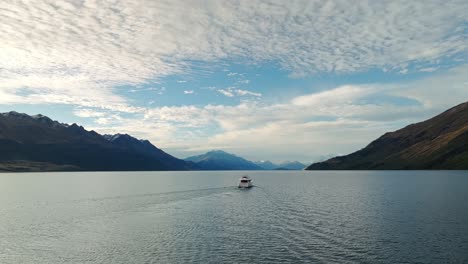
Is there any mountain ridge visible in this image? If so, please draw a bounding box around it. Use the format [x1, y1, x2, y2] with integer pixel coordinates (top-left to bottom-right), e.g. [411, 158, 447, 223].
[306, 102, 468, 170]
[0, 111, 196, 171]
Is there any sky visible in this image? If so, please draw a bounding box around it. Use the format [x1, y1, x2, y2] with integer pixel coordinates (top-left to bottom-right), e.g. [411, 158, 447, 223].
[0, 0, 467, 163]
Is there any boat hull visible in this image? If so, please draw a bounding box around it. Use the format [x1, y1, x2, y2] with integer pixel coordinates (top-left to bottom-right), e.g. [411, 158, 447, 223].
[238, 182, 253, 188]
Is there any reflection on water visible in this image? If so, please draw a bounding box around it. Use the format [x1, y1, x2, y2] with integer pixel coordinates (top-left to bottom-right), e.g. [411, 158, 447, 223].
[0, 171, 467, 263]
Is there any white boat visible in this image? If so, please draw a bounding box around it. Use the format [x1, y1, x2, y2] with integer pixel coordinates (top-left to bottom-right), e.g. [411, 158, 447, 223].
[238, 175, 253, 188]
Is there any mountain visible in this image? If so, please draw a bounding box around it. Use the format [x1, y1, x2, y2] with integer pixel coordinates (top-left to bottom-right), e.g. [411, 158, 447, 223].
[185, 150, 263, 170]
[254, 160, 278, 170]
[0, 111, 196, 171]
[277, 161, 306, 170]
[306, 102, 468, 170]
[255, 160, 306, 170]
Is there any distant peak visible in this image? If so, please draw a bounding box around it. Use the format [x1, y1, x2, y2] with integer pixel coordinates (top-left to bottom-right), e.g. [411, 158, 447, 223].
[206, 150, 239, 157]
[1, 111, 51, 120]
[32, 114, 53, 122]
[208, 150, 228, 154]
[6, 111, 21, 114]
[256, 160, 273, 164]
[1, 111, 65, 128]
[104, 133, 145, 143]
[68, 123, 86, 131]
[114, 133, 132, 139]
[139, 139, 151, 144]
[1, 111, 30, 118]
[104, 133, 125, 141]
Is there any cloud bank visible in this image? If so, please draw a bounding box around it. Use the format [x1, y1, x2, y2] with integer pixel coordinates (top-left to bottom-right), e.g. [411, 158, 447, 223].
[0, 0, 467, 110]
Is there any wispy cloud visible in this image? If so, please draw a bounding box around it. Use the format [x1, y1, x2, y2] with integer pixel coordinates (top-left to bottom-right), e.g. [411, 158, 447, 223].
[292, 85, 373, 106]
[184, 90, 194, 94]
[129, 87, 165, 95]
[419, 67, 439, 72]
[236, 79, 250, 85]
[217, 89, 235, 97]
[217, 88, 262, 98]
[73, 108, 106, 118]
[235, 89, 261, 97]
[0, 0, 466, 111]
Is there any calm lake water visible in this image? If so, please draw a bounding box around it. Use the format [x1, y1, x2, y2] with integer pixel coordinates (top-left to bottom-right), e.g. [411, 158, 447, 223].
[0, 171, 467, 263]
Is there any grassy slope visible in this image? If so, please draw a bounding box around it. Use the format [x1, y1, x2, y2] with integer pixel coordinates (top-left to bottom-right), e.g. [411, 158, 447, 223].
[306, 102, 468, 170]
[0, 160, 80, 172]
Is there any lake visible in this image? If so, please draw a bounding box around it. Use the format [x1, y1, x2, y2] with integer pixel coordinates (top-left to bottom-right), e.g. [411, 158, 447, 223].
[0, 171, 467, 263]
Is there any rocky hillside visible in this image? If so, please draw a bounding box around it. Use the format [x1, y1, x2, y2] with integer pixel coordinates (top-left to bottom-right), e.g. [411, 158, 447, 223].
[0, 112, 196, 171]
[306, 102, 468, 170]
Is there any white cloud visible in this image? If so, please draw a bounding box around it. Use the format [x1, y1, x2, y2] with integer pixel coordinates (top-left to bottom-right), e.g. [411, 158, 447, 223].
[235, 89, 261, 97]
[93, 115, 124, 125]
[73, 108, 106, 118]
[292, 85, 372, 106]
[217, 89, 235, 97]
[217, 88, 262, 98]
[129, 87, 165, 94]
[399, 68, 409, 74]
[237, 79, 250, 84]
[0, 71, 141, 113]
[184, 90, 194, 94]
[0, 0, 466, 111]
[419, 67, 439, 72]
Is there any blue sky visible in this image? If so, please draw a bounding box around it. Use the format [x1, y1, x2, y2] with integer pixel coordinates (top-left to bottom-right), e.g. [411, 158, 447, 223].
[0, 0, 467, 163]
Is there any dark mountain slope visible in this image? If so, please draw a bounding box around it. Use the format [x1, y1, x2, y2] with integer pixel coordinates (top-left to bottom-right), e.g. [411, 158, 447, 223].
[0, 112, 195, 171]
[306, 102, 468, 170]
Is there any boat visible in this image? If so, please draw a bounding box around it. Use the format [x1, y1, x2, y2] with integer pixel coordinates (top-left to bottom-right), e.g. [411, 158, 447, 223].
[238, 175, 253, 188]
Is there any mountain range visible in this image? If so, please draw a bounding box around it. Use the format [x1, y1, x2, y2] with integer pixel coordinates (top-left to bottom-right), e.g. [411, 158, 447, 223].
[185, 150, 263, 170]
[185, 150, 306, 170]
[254, 160, 306, 170]
[0, 111, 196, 171]
[306, 101, 468, 170]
